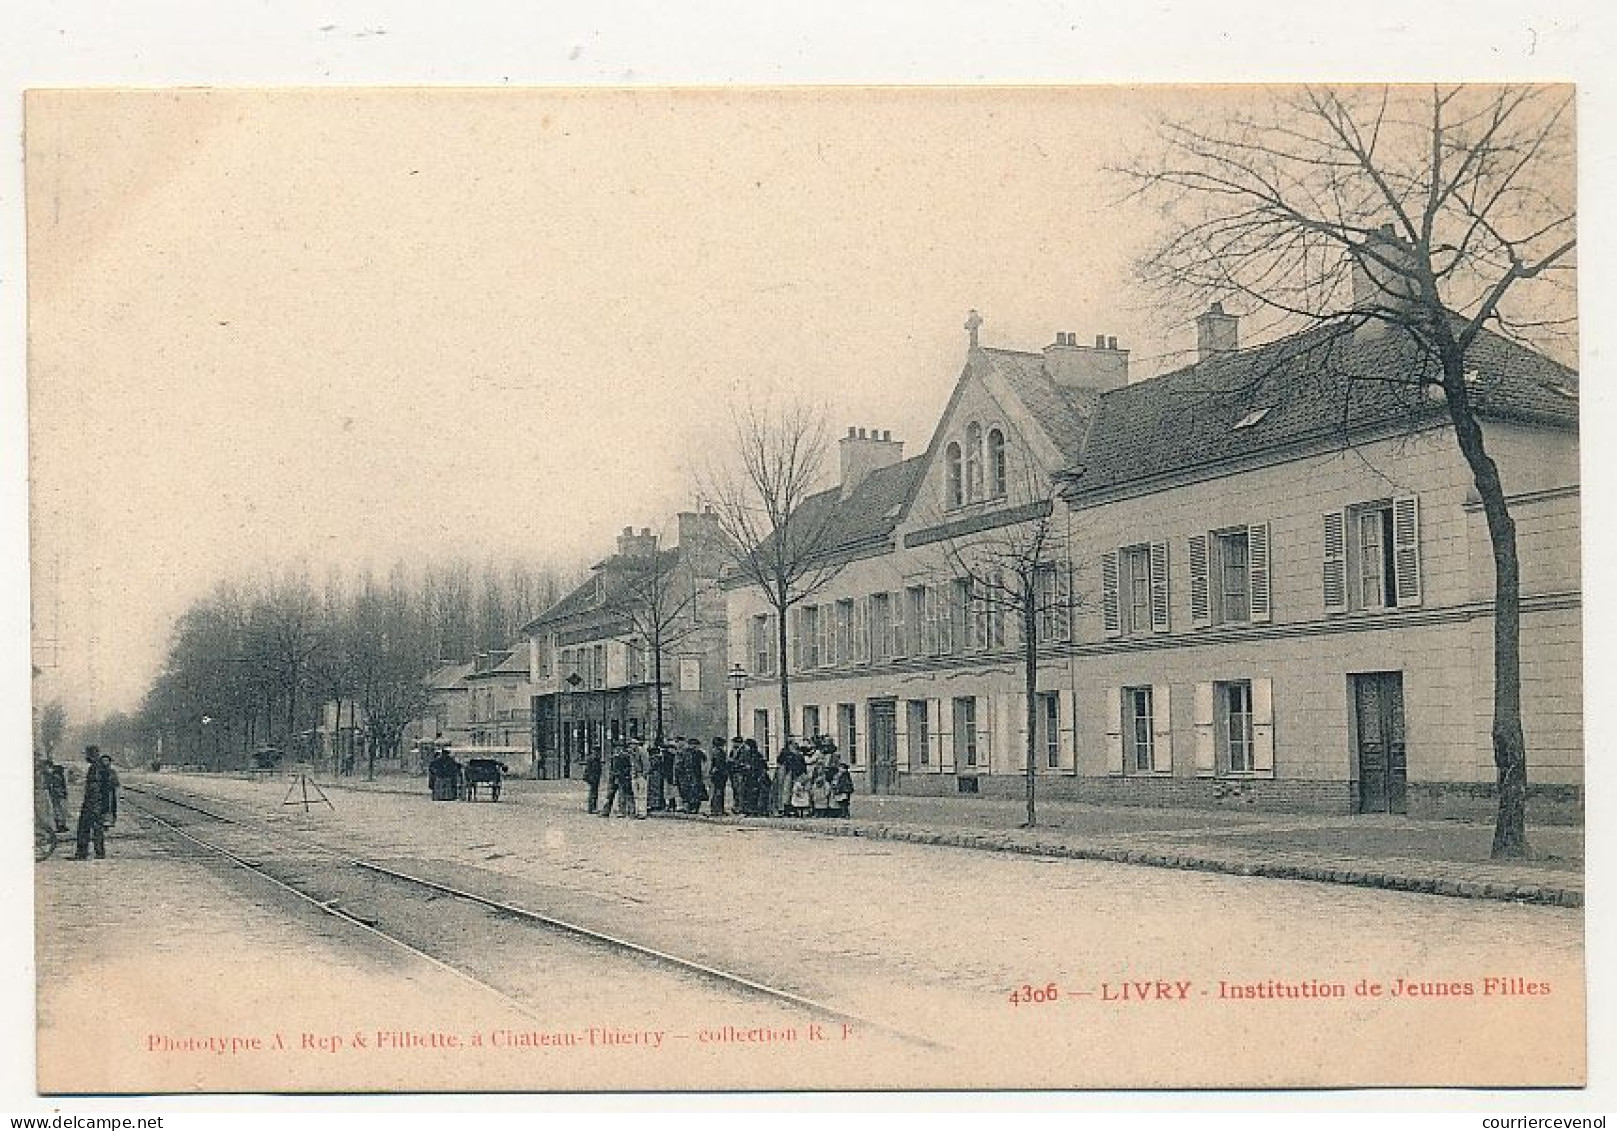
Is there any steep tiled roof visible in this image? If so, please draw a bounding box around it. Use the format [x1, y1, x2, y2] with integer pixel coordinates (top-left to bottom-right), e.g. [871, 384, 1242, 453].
[427, 661, 473, 692]
[524, 547, 686, 632]
[978, 347, 1102, 462]
[732, 455, 928, 580]
[1069, 323, 1577, 496]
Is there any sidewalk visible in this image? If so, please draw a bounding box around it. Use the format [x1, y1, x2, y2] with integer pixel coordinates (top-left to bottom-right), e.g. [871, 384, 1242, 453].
[184, 769, 1585, 907]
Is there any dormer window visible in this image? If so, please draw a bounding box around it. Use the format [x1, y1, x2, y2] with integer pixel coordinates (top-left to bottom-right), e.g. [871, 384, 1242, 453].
[965, 423, 984, 501]
[1233, 407, 1271, 430]
[945, 442, 964, 507]
[987, 427, 1006, 497]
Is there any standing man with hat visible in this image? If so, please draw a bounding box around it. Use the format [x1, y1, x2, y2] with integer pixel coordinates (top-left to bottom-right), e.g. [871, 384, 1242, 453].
[71, 744, 115, 860]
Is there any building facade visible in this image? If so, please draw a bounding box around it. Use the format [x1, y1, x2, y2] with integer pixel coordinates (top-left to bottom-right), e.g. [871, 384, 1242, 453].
[524, 511, 729, 778]
[724, 311, 1581, 820]
[463, 646, 536, 770]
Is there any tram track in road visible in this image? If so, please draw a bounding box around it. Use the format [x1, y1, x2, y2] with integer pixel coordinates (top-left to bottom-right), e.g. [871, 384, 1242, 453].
[124, 782, 946, 1053]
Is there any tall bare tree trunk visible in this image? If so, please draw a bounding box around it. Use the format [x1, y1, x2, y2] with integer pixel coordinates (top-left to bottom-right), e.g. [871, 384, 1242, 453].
[653, 640, 666, 743]
[775, 590, 792, 753]
[1444, 361, 1529, 858]
[1022, 596, 1039, 829]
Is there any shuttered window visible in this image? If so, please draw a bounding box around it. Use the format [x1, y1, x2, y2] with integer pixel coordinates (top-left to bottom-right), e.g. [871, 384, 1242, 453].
[1331, 497, 1422, 612]
[1190, 523, 1272, 627]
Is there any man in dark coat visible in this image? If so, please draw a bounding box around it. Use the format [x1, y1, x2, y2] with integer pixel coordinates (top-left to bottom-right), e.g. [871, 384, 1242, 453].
[39, 755, 69, 833]
[708, 737, 730, 816]
[598, 742, 636, 818]
[71, 745, 114, 859]
[428, 747, 461, 801]
[582, 747, 604, 813]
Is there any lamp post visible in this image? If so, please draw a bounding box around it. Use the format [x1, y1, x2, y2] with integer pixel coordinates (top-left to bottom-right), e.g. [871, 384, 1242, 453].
[727, 664, 748, 740]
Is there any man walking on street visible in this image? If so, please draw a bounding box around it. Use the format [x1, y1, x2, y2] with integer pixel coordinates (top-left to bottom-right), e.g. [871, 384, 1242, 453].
[708, 737, 729, 816]
[598, 741, 636, 818]
[583, 745, 603, 813]
[71, 744, 114, 860]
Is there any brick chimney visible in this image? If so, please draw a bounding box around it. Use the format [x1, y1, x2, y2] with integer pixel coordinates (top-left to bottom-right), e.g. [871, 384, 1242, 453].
[1043, 331, 1128, 392]
[616, 526, 658, 558]
[675, 507, 725, 573]
[1352, 223, 1419, 335]
[1195, 302, 1239, 361]
[839, 427, 904, 500]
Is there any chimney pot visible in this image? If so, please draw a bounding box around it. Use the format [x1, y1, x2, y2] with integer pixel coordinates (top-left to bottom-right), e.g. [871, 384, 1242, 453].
[622, 526, 633, 537]
[1195, 302, 1240, 360]
[847, 426, 856, 438]
[1107, 336, 1118, 350]
[1095, 334, 1105, 348]
[881, 430, 891, 442]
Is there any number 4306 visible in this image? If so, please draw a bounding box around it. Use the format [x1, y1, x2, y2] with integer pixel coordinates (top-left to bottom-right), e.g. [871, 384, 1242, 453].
[1009, 983, 1058, 1006]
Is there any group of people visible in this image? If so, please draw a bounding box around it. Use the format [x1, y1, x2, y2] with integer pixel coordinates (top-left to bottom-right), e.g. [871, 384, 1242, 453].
[35, 745, 120, 859]
[582, 734, 854, 821]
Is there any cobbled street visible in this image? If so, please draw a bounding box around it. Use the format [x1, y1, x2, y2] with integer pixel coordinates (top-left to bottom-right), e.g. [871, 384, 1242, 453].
[36, 770, 1584, 1091]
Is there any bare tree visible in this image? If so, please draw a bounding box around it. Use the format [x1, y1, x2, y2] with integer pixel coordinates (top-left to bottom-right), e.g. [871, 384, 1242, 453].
[616, 532, 719, 743]
[1127, 85, 1575, 857]
[922, 473, 1078, 828]
[702, 401, 848, 747]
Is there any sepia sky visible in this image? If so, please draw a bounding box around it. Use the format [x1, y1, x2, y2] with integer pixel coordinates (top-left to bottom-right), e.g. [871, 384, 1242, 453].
[22, 86, 1574, 717]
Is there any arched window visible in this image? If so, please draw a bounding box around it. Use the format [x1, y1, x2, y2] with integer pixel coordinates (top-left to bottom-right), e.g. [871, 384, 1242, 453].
[987, 427, 1007, 497]
[965, 423, 984, 502]
[945, 442, 963, 507]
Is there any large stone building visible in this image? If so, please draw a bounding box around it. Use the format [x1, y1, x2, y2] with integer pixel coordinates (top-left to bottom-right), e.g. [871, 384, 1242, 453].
[523, 511, 729, 777]
[724, 309, 1580, 819]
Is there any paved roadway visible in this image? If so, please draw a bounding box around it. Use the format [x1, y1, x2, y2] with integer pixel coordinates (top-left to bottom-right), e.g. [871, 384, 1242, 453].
[61, 772, 1587, 1091]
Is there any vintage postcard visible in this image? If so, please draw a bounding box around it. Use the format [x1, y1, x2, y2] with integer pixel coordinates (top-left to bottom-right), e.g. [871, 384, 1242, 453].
[26, 85, 1583, 1094]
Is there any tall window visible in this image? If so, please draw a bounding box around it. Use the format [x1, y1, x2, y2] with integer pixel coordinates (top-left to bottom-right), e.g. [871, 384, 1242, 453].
[987, 428, 1007, 498]
[591, 643, 606, 689]
[1041, 692, 1061, 768]
[965, 423, 984, 502]
[1121, 546, 1152, 635]
[1356, 505, 1395, 609]
[753, 709, 771, 754]
[1214, 529, 1251, 624]
[801, 605, 822, 669]
[907, 700, 930, 767]
[833, 599, 853, 667]
[907, 585, 930, 656]
[1220, 680, 1254, 772]
[953, 696, 978, 768]
[837, 703, 858, 765]
[1124, 686, 1154, 772]
[945, 443, 964, 507]
[802, 704, 821, 740]
[872, 593, 894, 661]
[751, 614, 775, 675]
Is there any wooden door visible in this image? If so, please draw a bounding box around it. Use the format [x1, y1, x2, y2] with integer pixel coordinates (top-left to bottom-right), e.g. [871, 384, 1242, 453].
[869, 699, 899, 794]
[1353, 672, 1407, 814]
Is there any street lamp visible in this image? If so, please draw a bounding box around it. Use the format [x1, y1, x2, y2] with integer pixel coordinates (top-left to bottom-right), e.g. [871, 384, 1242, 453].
[727, 664, 748, 740]
[564, 670, 583, 776]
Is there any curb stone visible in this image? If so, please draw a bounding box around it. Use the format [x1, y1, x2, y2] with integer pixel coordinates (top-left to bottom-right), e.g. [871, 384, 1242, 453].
[651, 808, 1582, 908]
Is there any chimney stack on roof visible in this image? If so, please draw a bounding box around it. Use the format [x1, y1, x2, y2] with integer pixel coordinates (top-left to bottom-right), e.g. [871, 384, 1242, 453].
[1195, 302, 1240, 361]
[1045, 330, 1129, 392]
[1352, 222, 1420, 338]
[839, 426, 904, 500]
[616, 526, 659, 558]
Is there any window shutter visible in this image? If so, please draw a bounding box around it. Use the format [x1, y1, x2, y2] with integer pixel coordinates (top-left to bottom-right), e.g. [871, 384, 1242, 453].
[1150, 684, 1173, 772]
[1054, 562, 1073, 641]
[1188, 534, 1211, 628]
[1058, 689, 1076, 773]
[1252, 676, 1275, 772]
[935, 699, 954, 773]
[1104, 687, 1124, 775]
[1248, 522, 1272, 623]
[976, 697, 992, 771]
[1102, 550, 1120, 636]
[791, 608, 803, 670]
[1149, 541, 1171, 633]
[1392, 496, 1422, 608]
[1193, 681, 1216, 775]
[891, 593, 907, 659]
[1323, 510, 1348, 615]
[895, 705, 909, 773]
